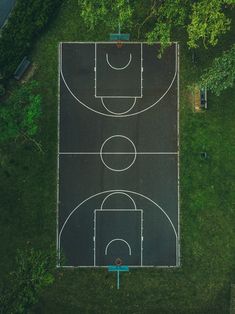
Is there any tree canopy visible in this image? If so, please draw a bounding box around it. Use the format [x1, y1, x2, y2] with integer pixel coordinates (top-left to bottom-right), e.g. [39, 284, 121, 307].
[79, 0, 235, 49]
[145, 0, 190, 51]
[0, 0, 63, 79]
[79, 0, 235, 91]
[200, 44, 235, 95]
[187, 0, 231, 48]
[80, 0, 133, 31]
[0, 81, 41, 145]
[0, 247, 55, 313]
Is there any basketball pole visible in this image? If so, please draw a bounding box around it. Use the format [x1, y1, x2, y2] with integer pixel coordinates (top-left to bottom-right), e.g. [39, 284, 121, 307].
[117, 268, 120, 289]
[108, 263, 129, 290]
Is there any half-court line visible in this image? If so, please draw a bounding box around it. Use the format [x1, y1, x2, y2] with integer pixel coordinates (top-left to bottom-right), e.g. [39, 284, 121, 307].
[59, 152, 179, 155]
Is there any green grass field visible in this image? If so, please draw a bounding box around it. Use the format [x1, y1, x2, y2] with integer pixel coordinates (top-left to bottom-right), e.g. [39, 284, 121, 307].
[0, 1, 235, 313]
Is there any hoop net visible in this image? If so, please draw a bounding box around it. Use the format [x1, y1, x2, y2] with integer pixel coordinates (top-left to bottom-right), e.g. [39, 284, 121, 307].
[115, 257, 123, 266]
[116, 40, 123, 48]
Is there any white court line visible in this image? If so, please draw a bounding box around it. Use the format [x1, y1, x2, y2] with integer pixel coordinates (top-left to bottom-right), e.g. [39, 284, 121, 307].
[141, 43, 143, 97]
[58, 189, 178, 256]
[101, 97, 137, 115]
[177, 43, 180, 267]
[60, 43, 177, 117]
[105, 239, 132, 256]
[56, 43, 61, 265]
[100, 192, 137, 210]
[94, 208, 143, 265]
[58, 42, 179, 267]
[59, 152, 179, 155]
[100, 135, 137, 172]
[94, 42, 97, 99]
[94, 42, 142, 99]
[58, 265, 177, 268]
[97, 95, 142, 99]
[106, 53, 132, 70]
[60, 41, 179, 44]
[98, 209, 140, 211]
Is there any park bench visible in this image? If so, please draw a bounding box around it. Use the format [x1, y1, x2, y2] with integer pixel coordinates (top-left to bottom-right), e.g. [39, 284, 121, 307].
[14, 56, 31, 80]
[194, 85, 208, 111]
[200, 86, 208, 109]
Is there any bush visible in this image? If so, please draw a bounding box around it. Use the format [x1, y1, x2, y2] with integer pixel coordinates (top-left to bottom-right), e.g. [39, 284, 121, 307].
[0, 247, 55, 314]
[200, 44, 235, 95]
[0, 80, 41, 144]
[0, 0, 63, 79]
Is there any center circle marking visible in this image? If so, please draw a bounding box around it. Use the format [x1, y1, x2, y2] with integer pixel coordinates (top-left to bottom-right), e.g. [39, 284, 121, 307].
[99, 135, 137, 172]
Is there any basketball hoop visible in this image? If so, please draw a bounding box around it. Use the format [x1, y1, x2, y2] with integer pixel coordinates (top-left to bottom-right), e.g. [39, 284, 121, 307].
[108, 261, 129, 290]
[109, 33, 130, 48]
[116, 40, 123, 49]
[115, 257, 123, 266]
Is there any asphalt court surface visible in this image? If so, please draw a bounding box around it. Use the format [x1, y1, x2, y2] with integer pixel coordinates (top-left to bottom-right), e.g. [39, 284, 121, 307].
[58, 42, 179, 267]
[95, 43, 142, 97]
[95, 210, 143, 266]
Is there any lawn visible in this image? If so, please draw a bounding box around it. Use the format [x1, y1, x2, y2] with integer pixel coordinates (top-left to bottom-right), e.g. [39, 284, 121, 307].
[0, 1, 235, 313]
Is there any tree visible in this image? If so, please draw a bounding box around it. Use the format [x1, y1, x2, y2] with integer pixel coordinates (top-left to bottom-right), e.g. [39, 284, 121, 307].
[0, 0, 63, 79]
[79, 0, 234, 52]
[200, 44, 235, 95]
[80, 0, 133, 32]
[145, 0, 189, 54]
[0, 247, 55, 313]
[79, 0, 235, 91]
[145, 0, 234, 51]
[187, 0, 231, 48]
[0, 80, 42, 150]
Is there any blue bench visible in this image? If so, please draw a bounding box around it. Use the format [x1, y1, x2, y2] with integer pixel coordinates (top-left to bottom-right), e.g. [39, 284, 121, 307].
[200, 87, 208, 109]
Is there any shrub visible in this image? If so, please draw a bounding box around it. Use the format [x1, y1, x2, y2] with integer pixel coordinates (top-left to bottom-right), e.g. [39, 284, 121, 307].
[0, 247, 55, 314]
[200, 44, 235, 95]
[0, 80, 41, 144]
[0, 0, 63, 79]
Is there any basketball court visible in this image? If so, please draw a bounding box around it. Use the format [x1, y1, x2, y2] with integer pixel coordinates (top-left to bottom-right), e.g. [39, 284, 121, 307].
[57, 42, 180, 267]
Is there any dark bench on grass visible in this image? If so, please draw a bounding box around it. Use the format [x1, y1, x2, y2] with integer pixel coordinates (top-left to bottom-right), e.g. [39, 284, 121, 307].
[14, 56, 30, 80]
[200, 87, 208, 109]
